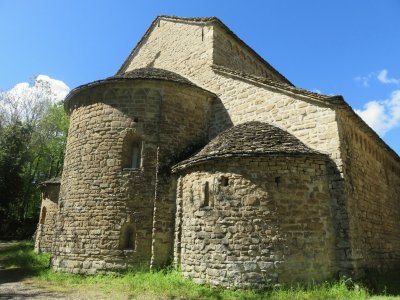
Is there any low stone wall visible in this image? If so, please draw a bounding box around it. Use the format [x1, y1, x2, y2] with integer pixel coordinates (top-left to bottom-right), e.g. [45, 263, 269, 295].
[175, 155, 338, 288]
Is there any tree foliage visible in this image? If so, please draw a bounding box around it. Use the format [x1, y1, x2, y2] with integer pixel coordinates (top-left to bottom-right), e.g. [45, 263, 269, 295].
[0, 123, 30, 228]
[0, 77, 69, 239]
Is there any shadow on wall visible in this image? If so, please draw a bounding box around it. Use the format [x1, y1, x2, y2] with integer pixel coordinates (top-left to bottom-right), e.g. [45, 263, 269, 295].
[325, 160, 354, 278]
[158, 96, 234, 172]
[146, 51, 161, 68]
[208, 97, 233, 140]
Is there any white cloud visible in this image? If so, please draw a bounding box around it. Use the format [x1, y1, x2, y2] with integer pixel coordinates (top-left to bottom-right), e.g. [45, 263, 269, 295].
[354, 73, 374, 87]
[377, 69, 400, 85]
[355, 90, 400, 135]
[36, 75, 70, 101]
[355, 69, 400, 87]
[6, 75, 70, 103]
[0, 75, 70, 125]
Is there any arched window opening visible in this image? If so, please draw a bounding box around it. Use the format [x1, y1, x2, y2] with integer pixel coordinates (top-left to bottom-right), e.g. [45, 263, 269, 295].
[119, 223, 136, 250]
[122, 134, 143, 170]
[130, 141, 142, 169]
[40, 206, 47, 225]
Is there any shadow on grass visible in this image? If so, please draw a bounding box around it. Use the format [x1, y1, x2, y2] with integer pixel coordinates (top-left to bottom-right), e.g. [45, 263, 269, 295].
[0, 267, 42, 284]
[0, 240, 50, 284]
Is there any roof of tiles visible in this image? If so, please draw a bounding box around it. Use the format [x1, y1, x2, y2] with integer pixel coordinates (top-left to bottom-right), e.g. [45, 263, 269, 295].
[109, 67, 196, 86]
[64, 67, 213, 111]
[173, 121, 325, 171]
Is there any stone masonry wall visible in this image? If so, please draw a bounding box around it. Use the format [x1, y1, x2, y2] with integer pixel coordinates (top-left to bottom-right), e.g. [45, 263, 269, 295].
[205, 71, 341, 160]
[175, 156, 338, 288]
[202, 73, 352, 273]
[53, 80, 211, 274]
[150, 84, 213, 267]
[337, 111, 400, 275]
[125, 19, 213, 87]
[35, 183, 60, 253]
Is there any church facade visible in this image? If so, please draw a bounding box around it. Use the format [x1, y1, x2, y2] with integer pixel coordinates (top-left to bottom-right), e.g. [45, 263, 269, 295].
[35, 16, 400, 288]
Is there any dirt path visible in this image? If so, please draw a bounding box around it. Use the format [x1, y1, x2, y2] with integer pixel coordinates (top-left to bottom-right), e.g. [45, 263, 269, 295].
[0, 241, 76, 299]
[0, 280, 72, 299]
[0, 266, 82, 299]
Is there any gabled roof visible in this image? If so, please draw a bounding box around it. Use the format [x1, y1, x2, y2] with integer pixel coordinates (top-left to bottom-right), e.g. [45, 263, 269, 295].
[173, 121, 325, 171]
[116, 15, 292, 85]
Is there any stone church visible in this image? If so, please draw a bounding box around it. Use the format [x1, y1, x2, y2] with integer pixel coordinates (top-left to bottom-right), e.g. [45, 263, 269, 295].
[35, 16, 400, 288]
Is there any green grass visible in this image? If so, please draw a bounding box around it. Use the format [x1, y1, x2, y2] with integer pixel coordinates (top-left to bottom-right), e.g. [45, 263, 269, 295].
[1, 241, 399, 299]
[34, 269, 371, 300]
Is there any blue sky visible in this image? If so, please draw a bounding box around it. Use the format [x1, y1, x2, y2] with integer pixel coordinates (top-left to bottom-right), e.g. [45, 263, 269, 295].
[0, 0, 399, 155]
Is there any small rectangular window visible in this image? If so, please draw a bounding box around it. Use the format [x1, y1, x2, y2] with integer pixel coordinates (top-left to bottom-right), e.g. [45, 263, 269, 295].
[119, 223, 136, 250]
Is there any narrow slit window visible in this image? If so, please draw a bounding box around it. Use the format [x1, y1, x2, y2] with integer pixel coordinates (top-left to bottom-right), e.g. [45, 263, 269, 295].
[40, 206, 47, 224]
[203, 181, 210, 207]
[125, 226, 135, 249]
[131, 142, 142, 169]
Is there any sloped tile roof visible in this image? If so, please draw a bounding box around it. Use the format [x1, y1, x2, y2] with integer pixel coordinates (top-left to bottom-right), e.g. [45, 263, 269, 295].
[64, 68, 215, 112]
[110, 68, 196, 86]
[40, 177, 61, 186]
[173, 121, 325, 171]
[211, 64, 338, 105]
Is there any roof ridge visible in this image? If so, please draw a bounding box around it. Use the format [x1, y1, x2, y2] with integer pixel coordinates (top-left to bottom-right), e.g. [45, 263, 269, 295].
[158, 15, 219, 23]
[212, 64, 339, 104]
[111, 67, 195, 84]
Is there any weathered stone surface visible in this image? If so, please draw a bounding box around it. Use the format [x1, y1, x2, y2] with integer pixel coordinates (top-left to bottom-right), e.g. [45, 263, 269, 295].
[337, 111, 400, 276]
[174, 156, 338, 288]
[51, 79, 212, 274]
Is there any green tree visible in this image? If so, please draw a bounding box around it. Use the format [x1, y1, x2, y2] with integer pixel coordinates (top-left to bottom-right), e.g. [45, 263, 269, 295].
[0, 122, 31, 235]
[19, 102, 69, 228]
[0, 77, 69, 239]
[25, 102, 69, 187]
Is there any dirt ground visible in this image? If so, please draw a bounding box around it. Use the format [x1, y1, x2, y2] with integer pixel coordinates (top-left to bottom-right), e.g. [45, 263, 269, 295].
[0, 241, 76, 299]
